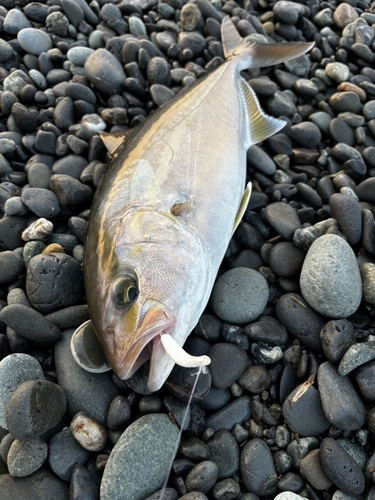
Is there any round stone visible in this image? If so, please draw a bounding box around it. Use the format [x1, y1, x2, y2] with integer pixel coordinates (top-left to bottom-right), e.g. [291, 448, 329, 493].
[241, 439, 278, 496]
[185, 461, 218, 494]
[211, 268, 269, 324]
[300, 234, 362, 318]
[7, 438, 47, 477]
[17, 28, 52, 56]
[84, 49, 126, 96]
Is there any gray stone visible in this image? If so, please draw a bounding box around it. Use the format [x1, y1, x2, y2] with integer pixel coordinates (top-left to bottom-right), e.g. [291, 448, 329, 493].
[84, 49, 126, 96]
[338, 341, 375, 375]
[101, 414, 179, 500]
[300, 234, 362, 318]
[0, 354, 44, 430]
[211, 268, 268, 324]
[17, 28, 52, 56]
[185, 461, 218, 494]
[300, 449, 333, 490]
[241, 438, 278, 496]
[7, 437, 47, 477]
[0, 469, 69, 499]
[318, 361, 366, 430]
[360, 263, 375, 305]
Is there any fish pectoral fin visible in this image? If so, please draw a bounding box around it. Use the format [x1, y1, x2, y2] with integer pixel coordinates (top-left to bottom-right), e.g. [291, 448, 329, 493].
[70, 320, 112, 373]
[241, 78, 286, 144]
[233, 182, 252, 234]
[99, 129, 136, 155]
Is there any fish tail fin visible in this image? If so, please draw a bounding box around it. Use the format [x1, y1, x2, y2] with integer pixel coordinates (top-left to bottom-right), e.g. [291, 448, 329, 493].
[221, 16, 314, 67]
[240, 78, 286, 144]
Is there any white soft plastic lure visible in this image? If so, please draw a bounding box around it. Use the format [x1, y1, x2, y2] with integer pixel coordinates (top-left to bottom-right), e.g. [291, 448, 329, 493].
[72, 17, 313, 391]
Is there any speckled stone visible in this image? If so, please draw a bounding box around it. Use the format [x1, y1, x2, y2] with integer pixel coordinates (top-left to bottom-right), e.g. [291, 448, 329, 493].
[100, 414, 179, 500]
[300, 234, 362, 318]
[241, 438, 278, 496]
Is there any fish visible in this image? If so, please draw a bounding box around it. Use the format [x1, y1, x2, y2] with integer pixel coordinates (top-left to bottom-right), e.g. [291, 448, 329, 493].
[71, 17, 313, 391]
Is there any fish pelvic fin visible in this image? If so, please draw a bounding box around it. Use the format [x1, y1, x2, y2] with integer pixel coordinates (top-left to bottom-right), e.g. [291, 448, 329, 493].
[240, 78, 286, 143]
[221, 15, 314, 67]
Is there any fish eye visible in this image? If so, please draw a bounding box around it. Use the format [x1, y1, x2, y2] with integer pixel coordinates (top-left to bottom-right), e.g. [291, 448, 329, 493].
[112, 278, 139, 306]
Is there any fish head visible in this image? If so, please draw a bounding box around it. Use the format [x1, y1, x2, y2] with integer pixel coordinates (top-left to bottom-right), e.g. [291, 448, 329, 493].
[85, 207, 211, 391]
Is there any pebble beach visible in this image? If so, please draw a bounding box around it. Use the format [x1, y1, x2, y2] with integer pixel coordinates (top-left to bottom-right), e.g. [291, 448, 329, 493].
[0, 0, 375, 499]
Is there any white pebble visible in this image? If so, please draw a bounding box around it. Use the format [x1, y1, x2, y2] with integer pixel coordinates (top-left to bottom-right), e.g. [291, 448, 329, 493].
[70, 411, 107, 451]
[22, 218, 54, 241]
[81, 113, 106, 133]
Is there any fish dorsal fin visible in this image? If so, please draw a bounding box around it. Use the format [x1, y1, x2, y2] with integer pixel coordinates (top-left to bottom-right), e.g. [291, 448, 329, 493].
[99, 130, 134, 155]
[233, 182, 252, 234]
[240, 78, 286, 144]
[221, 16, 243, 59]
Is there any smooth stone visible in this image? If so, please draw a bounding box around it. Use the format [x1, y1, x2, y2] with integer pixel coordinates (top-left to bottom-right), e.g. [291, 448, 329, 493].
[263, 202, 302, 240]
[7, 437, 47, 477]
[245, 316, 288, 346]
[275, 494, 304, 500]
[318, 362, 366, 430]
[338, 341, 375, 375]
[0, 251, 24, 285]
[17, 28, 52, 56]
[48, 427, 90, 482]
[208, 343, 248, 389]
[101, 414, 179, 500]
[205, 396, 251, 432]
[0, 304, 61, 343]
[70, 411, 107, 451]
[206, 430, 240, 480]
[320, 319, 356, 364]
[277, 472, 304, 493]
[287, 437, 319, 468]
[300, 234, 362, 318]
[288, 122, 321, 148]
[361, 263, 375, 305]
[329, 117, 355, 147]
[276, 293, 325, 351]
[320, 438, 365, 495]
[282, 381, 330, 437]
[300, 449, 333, 490]
[211, 268, 268, 324]
[247, 146, 276, 175]
[84, 49, 126, 96]
[268, 242, 306, 277]
[0, 354, 44, 430]
[241, 438, 278, 496]
[185, 461, 218, 494]
[6, 379, 66, 439]
[70, 466, 100, 500]
[212, 478, 240, 500]
[354, 359, 375, 401]
[238, 365, 271, 394]
[55, 329, 119, 425]
[0, 469, 69, 499]
[329, 193, 362, 245]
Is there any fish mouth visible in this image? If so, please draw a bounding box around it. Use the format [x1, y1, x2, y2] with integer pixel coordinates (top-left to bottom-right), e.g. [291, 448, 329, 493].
[114, 303, 177, 380]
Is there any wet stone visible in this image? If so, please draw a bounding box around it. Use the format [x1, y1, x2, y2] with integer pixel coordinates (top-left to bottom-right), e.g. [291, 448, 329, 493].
[318, 362, 366, 430]
[320, 319, 356, 364]
[241, 438, 278, 496]
[208, 343, 248, 389]
[49, 427, 90, 482]
[300, 234, 362, 318]
[211, 268, 268, 325]
[276, 293, 325, 351]
[320, 438, 365, 495]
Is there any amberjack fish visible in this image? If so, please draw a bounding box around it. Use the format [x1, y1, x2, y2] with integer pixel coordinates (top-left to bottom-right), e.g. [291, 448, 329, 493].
[71, 17, 313, 391]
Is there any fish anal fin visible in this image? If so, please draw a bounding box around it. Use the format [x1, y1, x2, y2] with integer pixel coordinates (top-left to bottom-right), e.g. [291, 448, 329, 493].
[240, 78, 286, 144]
[233, 182, 252, 234]
[99, 129, 135, 155]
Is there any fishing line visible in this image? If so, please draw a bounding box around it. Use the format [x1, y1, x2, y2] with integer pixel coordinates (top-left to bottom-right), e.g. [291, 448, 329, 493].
[159, 364, 206, 499]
